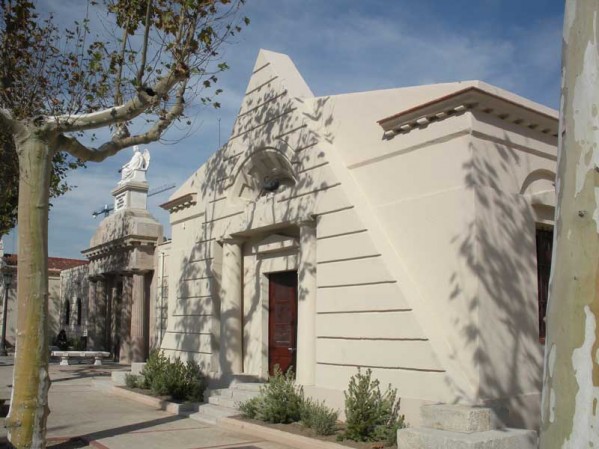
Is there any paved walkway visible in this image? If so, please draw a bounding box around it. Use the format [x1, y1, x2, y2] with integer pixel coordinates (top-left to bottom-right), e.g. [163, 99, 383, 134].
[0, 359, 294, 449]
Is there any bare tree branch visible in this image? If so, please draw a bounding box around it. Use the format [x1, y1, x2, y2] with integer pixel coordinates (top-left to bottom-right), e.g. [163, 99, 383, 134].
[46, 68, 188, 134]
[0, 108, 18, 134]
[59, 78, 188, 162]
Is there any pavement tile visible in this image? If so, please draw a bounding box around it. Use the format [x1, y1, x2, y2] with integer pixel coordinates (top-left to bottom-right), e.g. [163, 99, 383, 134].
[0, 360, 295, 449]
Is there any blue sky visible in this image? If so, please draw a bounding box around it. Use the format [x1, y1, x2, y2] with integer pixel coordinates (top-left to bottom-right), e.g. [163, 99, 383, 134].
[3, 0, 565, 258]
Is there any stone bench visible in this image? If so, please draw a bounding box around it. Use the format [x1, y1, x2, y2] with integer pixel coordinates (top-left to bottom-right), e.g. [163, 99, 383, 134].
[51, 351, 111, 366]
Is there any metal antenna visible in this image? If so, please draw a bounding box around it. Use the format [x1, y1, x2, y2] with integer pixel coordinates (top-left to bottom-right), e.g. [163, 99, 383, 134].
[92, 204, 113, 218]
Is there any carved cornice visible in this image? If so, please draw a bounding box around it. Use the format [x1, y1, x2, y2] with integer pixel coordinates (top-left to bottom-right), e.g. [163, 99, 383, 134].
[377, 86, 558, 140]
[82, 234, 160, 260]
[159, 192, 197, 212]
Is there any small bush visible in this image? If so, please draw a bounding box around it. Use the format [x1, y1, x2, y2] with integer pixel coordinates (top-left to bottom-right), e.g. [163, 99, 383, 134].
[342, 368, 406, 445]
[140, 350, 206, 402]
[237, 366, 304, 424]
[140, 349, 169, 390]
[238, 396, 262, 419]
[184, 359, 207, 402]
[125, 374, 141, 389]
[300, 398, 338, 436]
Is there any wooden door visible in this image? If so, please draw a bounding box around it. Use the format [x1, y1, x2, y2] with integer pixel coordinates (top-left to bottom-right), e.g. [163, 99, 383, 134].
[268, 271, 298, 376]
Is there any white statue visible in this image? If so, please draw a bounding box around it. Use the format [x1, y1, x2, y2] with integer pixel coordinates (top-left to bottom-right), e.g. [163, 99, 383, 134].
[120, 145, 150, 183]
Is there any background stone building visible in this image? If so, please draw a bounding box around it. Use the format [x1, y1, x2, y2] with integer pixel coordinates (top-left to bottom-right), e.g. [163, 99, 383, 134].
[0, 252, 88, 350]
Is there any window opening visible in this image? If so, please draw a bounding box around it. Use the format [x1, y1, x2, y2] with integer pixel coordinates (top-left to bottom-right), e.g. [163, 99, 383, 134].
[535, 227, 553, 343]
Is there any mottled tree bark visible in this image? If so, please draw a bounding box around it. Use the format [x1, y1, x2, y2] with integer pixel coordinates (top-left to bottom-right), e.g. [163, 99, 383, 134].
[539, 1, 599, 447]
[6, 128, 52, 449]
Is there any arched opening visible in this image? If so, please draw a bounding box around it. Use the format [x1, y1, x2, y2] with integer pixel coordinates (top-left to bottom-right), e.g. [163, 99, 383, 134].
[76, 298, 82, 326]
[230, 147, 297, 202]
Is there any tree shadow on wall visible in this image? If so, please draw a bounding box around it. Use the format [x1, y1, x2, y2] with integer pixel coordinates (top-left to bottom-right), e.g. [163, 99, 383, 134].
[167, 82, 335, 385]
[445, 133, 547, 428]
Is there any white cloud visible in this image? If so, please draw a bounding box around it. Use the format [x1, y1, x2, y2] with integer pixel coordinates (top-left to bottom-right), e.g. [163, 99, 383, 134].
[5, 0, 562, 258]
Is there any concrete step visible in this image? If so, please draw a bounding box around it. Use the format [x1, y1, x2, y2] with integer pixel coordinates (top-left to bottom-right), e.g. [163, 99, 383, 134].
[205, 388, 233, 398]
[231, 374, 263, 384]
[188, 403, 239, 425]
[208, 396, 239, 409]
[206, 388, 260, 401]
[421, 404, 503, 433]
[397, 427, 537, 449]
[231, 382, 264, 392]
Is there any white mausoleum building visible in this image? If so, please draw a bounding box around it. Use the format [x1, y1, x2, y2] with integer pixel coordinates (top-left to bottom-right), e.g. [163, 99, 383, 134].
[68, 50, 557, 429]
[151, 50, 558, 429]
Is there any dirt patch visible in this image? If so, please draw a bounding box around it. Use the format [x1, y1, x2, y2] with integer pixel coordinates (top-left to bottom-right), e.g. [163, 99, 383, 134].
[232, 416, 397, 449]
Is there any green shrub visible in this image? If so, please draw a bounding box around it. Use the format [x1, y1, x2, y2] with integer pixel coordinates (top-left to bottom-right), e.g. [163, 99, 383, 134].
[125, 374, 141, 389]
[140, 349, 169, 390]
[140, 350, 206, 402]
[342, 368, 406, 445]
[237, 367, 304, 424]
[183, 360, 207, 402]
[238, 396, 263, 419]
[300, 398, 338, 436]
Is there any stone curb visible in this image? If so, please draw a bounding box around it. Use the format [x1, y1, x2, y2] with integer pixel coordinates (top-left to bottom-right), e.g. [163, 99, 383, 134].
[218, 417, 353, 449]
[108, 385, 198, 415]
[103, 383, 354, 449]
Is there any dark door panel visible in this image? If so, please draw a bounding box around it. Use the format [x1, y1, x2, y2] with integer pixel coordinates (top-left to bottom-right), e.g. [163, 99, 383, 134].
[268, 271, 298, 376]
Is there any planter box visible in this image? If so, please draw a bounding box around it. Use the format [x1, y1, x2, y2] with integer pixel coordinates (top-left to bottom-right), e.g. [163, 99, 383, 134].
[219, 417, 353, 449]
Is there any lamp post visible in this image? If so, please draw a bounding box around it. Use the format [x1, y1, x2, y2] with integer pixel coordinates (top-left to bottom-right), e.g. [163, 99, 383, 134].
[0, 264, 12, 356]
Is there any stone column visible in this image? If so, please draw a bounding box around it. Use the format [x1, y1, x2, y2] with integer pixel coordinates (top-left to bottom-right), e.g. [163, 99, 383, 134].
[86, 280, 97, 349]
[130, 273, 147, 363]
[119, 275, 133, 364]
[296, 220, 317, 385]
[95, 278, 107, 351]
[221, 238, 243, 375]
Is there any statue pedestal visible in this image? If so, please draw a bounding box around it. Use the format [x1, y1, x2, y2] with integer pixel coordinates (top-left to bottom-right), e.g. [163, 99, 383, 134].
[113, 170, 149, 211]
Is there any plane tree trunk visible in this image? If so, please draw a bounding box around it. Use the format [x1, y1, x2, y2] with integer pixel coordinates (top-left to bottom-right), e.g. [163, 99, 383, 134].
[5, 127, 53, 449]
[539, 1, 599, 447]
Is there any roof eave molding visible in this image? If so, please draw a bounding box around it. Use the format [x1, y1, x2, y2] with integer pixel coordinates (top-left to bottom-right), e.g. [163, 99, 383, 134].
[160, 192, 197, 212]
[377, 87, 559, 139]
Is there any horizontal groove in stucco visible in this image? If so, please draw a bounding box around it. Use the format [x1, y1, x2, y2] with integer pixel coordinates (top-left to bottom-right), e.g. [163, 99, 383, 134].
[237, 90, 288, 118]
[317, 336, 428, 341]
[230, 107, 297, 140]
[162, 348, 212, 355]
[317, 308, 412, 315]
[317, 254, 381, 265]
[278, 182, 341, 203]
[165, 331, 211, 336]
[244, 75, 279, 97]
[316, 361, 445, 373]
[318, 280, 397, 288]
[276, 123, 307, 140]
[317, 229, 368, 240]
[347, 129, 470, 170]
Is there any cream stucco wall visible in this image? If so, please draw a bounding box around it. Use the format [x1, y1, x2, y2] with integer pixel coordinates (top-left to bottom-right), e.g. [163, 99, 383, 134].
[161, 50, 558, 429]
